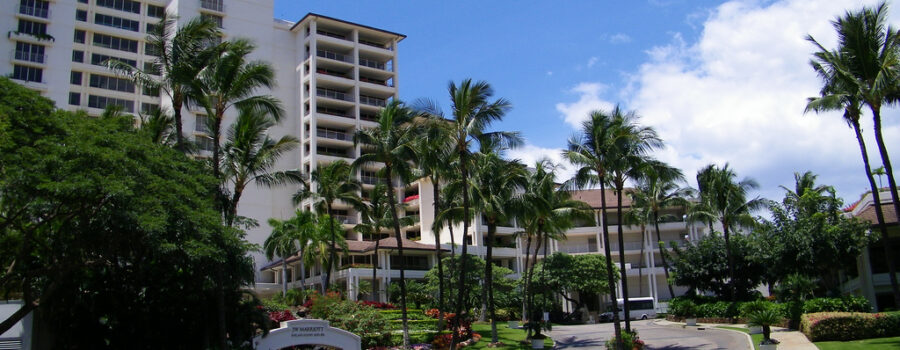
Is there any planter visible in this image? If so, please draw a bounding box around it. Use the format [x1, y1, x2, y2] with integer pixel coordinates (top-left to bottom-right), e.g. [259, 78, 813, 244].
[508, 320, 519, 329]
[748, 326, 762, 334]
[759, 343, 777, 350]
[531, 338, 545, 349]
[685, 318, 697, 326]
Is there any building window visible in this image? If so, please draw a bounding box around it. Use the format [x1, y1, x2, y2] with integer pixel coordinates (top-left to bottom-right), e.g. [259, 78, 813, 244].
[91, 53, 137, 68]
[14, 42, 45, 63]
[147, 4, 164, 18]
[70, 71, 82, 85]
[94, 13, 140, 32]
[76, 9, 87, 22]
[89, 74, 136, 93]
[142, 86, 159, 97]
[195, 115, 210, 133]
[143, 61, 160, 75]
[19, 0, 50, 19]
[140, 103, 159, 114]
[95, 0, 141, 14]
[200, 14, 223, 28]
[12, 65, 42, 83]
[146, 23, 159, 34]
[72, 50, 84, 63]
[69, 92, 81, 105]
[77, 0, 88, 3]
[88, 95, 134, 112]
[196, 135, 215, 152]
[144, 42, 161, 57]
[200, 0, 224, 12]
[92, 33, 138, 53]
[74, 29, 86, 44]
[17, 19, 47, 36]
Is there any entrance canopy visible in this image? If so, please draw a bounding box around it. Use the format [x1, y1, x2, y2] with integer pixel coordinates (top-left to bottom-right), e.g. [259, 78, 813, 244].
[253, 319, 360, 350]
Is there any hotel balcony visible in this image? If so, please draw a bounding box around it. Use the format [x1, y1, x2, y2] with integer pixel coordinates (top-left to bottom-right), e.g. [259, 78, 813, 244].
[17, 4, 50, 20]
[199, 0, 225, 13]
[12, 50, 45, 64]
[316, 128, 353, 146]
[316, 48, 354, 64]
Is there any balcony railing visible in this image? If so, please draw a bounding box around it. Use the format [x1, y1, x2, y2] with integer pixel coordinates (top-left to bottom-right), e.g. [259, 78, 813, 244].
[200, 0, 224, 12]
[557, 244, 599, 254]
[359, 95, 386, 107]
[316, 68, 350, 79]
[358, 57, 386, 70]
[13, 50, 44, 64]
[317, 150, 351, 158]
[360, 76, 391, 87]
[316, 129, 351, 141]
[316, 88, 354, 102]
[361, 175, 385, 185]
[316, 108, 354, 119]
[608, 242, 646, 251]
[333, 215, 356, 224]
[316, 49, 352, 63]
[360, 113, 378, 122]
[19, 5, 49, 19]
[359, 39, 390, 50]
[317, 30, 347, 41]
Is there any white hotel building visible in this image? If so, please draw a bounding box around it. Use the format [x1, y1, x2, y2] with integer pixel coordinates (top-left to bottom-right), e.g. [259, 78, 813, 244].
[2, 0, 711, 314]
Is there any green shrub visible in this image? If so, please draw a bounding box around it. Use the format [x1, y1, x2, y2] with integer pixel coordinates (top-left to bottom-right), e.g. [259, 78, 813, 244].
[803, 296, 872, 313]
[306, 292, 389, 348]
[260, 298, 290, 312]
[696, 301, 736, 318]
[800, 312, 900, 341]
[669, 298, 697, 317]
[389, 319, 438, 331]
[740, 300, 774, 318]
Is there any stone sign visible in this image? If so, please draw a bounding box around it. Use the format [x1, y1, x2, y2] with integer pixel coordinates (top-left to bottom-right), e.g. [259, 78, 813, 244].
[253, 319, 361, 350]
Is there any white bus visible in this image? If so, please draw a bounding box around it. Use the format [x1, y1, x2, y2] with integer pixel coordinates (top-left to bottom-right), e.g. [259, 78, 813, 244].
[602, 297, 657, 321]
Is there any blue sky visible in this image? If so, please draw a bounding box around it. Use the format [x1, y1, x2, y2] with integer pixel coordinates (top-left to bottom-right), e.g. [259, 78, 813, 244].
[274, 0, 900, 206]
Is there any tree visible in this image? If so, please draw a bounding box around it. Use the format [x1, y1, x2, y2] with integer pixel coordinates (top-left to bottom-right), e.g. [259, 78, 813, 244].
[0, 78, 263, 346]
[531, 253, 616, 315]
[806, 2, 900, 306]
[192, 38, 283, 181]
[669, 234, 766, 299]
[424, 255, 517, 315]
[107, 12, 220, 148]
[424, 79, 519, 350]
[467, 142, 526, 342]
[293, 160, 361, 293]
[221, 110, 299, 227]
[264, 210, 318, 296]
[694, 164, 763, 305]
[356, 183, 392, 301]
[352, 101, 420, 348]
[630, 160, 691, 299]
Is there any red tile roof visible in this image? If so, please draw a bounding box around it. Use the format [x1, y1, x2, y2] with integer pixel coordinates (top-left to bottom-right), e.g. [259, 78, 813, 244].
[260, 237, 444, 271]
[854, 203, 899, 226]
[569, 188, 635, 209]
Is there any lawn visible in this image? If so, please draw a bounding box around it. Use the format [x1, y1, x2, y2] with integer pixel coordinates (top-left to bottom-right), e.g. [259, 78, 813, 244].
[471, 323, 553, 349]
[715, 326, 763, 350]
[814, 336, 900, 350]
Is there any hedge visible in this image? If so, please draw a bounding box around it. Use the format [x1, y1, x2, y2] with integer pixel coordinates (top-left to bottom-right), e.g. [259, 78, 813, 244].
[363, 330, 446, 346]
[389, 319, 439, 331]
[802, 296, 872, 314]
[800, 312, 900, 341]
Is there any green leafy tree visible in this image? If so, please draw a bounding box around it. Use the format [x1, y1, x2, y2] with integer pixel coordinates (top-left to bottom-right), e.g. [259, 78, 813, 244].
[669, 234, 765, 299]
[531, 253, 616, 313]
[352, 101, 420, 348]
[424, 255, 517, 314]
[264, 210, 318, 296]
[355, 183, 392, 301]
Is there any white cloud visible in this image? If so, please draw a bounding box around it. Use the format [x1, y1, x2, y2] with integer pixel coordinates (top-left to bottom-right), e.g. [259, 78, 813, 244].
[587, 56, 599, 68]
[555, 83, 616, 129]
[609, 33, 632, 44]
[506, 144, 575, 183]
[546, 71, 553, 76]
[553, 0, 900, 202]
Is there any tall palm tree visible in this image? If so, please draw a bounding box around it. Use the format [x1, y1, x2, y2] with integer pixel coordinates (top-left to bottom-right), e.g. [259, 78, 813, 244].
[355, 183, 392, 301]
[630, 160, 691, 299]
[220, 110, 299, 227]
[467, 143, 527, 343]
[263, 210, 317, 296]
[137, 107, 175, 146]
[807, 16, 900, 306]
[107, 12, 220, 148]
[780, 171, 832, 217]
[305, 214, 348, 292]
[695, 164, 763, 305]
[605, 108, 663, 332]
[293, 161, 361, 293]
[563, 108, 628, 348]
[623, 199, 651, 297]
[352, 101, 420, 348]
[192, 38, 283, 181]
[425, 79, 519, 349]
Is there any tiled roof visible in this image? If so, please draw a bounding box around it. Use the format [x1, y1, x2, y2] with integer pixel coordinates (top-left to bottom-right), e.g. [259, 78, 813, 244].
[569, 188, 635, 209]
[854, 203, 899, 226]
[260, 238, 444, 271]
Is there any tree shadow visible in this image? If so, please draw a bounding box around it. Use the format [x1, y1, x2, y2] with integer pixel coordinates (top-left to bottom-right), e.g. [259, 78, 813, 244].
[552, 335, 606, 348]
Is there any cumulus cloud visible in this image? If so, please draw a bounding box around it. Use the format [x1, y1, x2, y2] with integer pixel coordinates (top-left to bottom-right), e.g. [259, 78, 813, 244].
[506, 144, 576, 183]
[587, 56, 599, 68]
[609, 33, 632, 44]
[555, 83, 616, 129]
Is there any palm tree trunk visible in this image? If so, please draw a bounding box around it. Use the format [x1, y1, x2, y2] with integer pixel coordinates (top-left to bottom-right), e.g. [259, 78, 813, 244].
[226, 185, 244, 227]
[616, 185, 631, 332]
[372, 230, 380, 302]
[324, 203, 335, 293]
[384, 166, 410, 348]
[451, 153, 472, 350]
[599, 184, 624, 350]
[521, 235, 532, 322]
[654, 213, 676, 298]
[282, 259, 288, 297]
[449, 225, 457, 256]
[853, 120, 900, 307]
[299, 253, 306, 291]
[724, 220, 736, 306]
[526, 231, 544, 339]
[212, 108, 224, 180]
[432, 177, 446, 328]
[172, 91, 185, 148]
[485, 222, 499, 343]
[639, 226, 645, 297]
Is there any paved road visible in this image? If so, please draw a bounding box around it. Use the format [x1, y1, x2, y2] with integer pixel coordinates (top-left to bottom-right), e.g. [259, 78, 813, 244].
[548, 320, 750, 350]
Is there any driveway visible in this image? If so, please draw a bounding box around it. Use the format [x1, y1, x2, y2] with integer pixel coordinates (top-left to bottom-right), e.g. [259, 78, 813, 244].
[548, 320, 750, 350]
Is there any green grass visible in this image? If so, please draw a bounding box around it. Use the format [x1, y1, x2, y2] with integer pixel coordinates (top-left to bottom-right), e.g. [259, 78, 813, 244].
[470, 323, 553, 349]
[715, 326, 763, 350]
[814, 336, 900, 350]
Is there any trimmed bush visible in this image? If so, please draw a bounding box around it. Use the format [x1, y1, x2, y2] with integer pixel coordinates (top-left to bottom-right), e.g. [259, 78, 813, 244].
[389, 319, 439, 331]
[800, 312, 900, 341]
[803, 296, 872, 314]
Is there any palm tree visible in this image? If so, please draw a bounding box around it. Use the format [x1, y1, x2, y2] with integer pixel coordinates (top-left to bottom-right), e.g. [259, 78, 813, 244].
[780, 171, 832, 217]
[355, 183, 392, 301]
[695, 164, 764, 305]
[467, 143, 527, 343]
[563, 108, 628, 348]
[220, 110, 300, 227]
[605, 108, 663, 332]
[263, 210, 317, 296]
[630, 160, 691, 300]
[807, 13, 900, 306]
[306, 214, 348, 293]
[107, 12, 220, 148]
[623, 198, 651, 297]
[192, 38, 283, 181]
[352, 101, 420, 348]
[425, 79, 518, 349]
[293, 161, 361, 293]
[137, 107, 175, 146]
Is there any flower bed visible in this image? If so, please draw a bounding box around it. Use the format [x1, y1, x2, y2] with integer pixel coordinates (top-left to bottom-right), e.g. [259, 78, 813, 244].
[801, 312, 900, 342]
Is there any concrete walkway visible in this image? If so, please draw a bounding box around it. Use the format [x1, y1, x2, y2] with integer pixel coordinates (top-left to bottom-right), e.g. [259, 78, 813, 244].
[655, 320, 819, 350]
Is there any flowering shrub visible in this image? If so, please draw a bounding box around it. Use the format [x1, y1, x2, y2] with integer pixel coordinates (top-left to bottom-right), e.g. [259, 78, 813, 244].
[605, 330, 643, 349]
[425, 308, 442, 318]
[801, 312, 900, 341]
[360, 300, 396, 309]
[268, 310, 295, 323]
[803, 296, 872, 313]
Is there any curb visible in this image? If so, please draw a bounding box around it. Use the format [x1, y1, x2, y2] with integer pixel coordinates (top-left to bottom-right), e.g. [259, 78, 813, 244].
[651, 320, 753, 350]
[713, 327, 755, 350]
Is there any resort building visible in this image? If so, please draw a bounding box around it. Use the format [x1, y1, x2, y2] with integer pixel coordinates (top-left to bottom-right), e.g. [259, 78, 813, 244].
[840, 188, 900, 311]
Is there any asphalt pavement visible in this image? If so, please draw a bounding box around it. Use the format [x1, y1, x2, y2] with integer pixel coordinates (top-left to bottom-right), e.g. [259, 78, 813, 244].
[547, 320, 751, 350]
